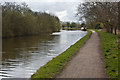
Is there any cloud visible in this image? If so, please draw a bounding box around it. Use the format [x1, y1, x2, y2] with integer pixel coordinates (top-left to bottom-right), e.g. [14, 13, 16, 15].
[1, 0, 82, 22]
[55, 10, 67, 21]
[26, 2, 80, 22]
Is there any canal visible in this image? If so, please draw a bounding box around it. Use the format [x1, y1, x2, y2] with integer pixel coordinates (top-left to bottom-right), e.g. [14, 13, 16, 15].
[1, 30, 87, 79]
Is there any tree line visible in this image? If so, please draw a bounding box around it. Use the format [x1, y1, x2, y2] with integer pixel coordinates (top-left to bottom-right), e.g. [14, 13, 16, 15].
[62, 22, 80, 28]
[77, 2, 119, 35]
[2, 2, 61, 38]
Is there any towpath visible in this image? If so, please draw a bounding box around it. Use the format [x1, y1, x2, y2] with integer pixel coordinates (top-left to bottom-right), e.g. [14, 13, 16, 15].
[56, 30, 108, 78]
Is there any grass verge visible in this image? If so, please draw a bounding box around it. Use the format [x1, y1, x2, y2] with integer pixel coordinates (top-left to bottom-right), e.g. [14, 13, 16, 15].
[96, 30, 118, 78]
[31, 30, 91, 79]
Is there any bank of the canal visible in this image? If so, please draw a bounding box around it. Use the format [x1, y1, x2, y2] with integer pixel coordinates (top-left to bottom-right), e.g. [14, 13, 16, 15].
[31, 30, 91, 79]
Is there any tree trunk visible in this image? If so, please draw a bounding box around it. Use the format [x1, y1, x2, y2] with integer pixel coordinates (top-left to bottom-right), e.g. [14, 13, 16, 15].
[110, 27, 113, 34]
[114, 27, 117, 35]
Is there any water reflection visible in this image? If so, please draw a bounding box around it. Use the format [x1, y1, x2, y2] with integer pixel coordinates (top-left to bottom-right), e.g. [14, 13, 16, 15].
[1, 30, 87, 78]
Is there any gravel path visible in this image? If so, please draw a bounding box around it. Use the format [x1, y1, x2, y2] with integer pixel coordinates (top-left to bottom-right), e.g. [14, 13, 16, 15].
[56, 30, 108, 78]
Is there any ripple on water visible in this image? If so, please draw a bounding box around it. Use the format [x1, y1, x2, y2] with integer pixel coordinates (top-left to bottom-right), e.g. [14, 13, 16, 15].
[0, 71, 12, 78]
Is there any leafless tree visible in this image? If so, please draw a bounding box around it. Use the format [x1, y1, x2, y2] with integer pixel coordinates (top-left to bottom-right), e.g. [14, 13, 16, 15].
[77, 2, 119, 35]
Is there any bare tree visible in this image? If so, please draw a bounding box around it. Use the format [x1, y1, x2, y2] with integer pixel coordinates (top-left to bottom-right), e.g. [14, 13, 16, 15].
[77, 2, 119, 34]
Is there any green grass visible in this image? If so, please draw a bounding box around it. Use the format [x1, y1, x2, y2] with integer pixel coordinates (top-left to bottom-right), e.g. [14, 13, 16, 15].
[31, 30, 91, 79]
[96, 30, 118, 78]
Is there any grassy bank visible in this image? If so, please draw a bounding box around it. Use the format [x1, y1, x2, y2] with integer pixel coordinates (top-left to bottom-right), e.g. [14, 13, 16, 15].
[62, 27, 81, 30]
[96, 30, 118, 78]
[31, 30, 91, 79]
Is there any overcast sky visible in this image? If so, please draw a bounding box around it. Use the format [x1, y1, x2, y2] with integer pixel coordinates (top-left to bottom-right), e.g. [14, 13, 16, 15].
[1, 0, 84, 22]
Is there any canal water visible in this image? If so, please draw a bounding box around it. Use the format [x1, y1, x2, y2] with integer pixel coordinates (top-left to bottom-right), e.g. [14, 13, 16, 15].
[1, 30, 87, 79]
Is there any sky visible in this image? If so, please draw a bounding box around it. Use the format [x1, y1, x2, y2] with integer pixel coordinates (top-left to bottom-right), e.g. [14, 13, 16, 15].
[1, 0, 85, 22]
[27, 2, 81, 22]
[1, 0, 119, 22]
